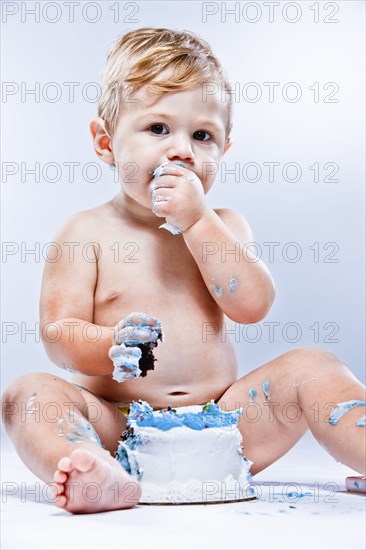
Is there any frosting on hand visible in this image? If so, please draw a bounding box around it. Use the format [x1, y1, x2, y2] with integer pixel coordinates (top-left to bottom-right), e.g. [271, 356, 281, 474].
[109, 312, 163, 383]
[152, 161, 186, 235]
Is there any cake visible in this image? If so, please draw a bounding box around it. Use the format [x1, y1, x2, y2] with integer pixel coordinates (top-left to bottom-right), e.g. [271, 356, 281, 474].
[110, 322, 163, 383]
[115, 400, 253, 504]
[124, 330, 163, 378]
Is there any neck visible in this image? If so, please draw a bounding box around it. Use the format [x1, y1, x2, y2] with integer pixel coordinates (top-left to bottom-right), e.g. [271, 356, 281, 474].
[111, 192, 163, 229]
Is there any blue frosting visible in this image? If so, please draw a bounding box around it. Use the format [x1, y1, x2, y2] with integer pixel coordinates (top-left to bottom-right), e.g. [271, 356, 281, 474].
[122, 323, 162, 344]
[127, 400, 242, 431]
[248, 388, 257, 401]
[152, 161, 186, 236]
[112, 347, 142, 383]
[355, 415, 366, 427]
[58, 412, 102, 447]
[329, 400, 366, 426]
[261, 380, 270, 400]
[228, 277, 238, 292]
[158, 222, 182, 235]
[213, 285, 223, 297]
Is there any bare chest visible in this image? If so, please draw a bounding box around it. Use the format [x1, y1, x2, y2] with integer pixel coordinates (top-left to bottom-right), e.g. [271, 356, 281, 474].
[93, 225, 217, 327]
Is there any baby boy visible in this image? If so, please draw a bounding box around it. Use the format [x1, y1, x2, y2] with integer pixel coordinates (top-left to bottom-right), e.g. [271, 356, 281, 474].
[2, 28, 365, 514]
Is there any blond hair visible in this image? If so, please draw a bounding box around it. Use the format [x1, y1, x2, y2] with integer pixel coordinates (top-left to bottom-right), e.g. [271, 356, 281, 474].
[98, 28, 232, 140]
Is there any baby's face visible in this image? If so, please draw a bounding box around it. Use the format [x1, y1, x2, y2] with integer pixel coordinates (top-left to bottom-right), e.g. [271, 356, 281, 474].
[109, 84, 231, 212]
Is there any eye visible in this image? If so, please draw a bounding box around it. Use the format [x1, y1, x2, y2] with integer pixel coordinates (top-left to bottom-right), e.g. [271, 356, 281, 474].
[193, 130, 212, 142]
[148, 124, 168, 135]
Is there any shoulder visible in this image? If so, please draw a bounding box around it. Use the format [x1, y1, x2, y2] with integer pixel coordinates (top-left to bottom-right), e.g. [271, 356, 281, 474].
[213, 208, 254, 242]
[53, 202, 110, 242]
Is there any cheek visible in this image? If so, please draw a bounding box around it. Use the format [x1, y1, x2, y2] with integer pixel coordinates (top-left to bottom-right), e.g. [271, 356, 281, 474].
[199, 155, 221, 186]
[202, 180, 215, 194]
[114, 152, 146, 186]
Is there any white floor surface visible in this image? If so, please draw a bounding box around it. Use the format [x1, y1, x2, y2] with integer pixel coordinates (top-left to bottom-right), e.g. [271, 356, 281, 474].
[1, 430, 365, 550]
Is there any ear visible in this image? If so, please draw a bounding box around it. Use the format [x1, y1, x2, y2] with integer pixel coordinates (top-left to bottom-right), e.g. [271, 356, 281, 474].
[223, 137, 233, 155]
[89, 117, 115, 164]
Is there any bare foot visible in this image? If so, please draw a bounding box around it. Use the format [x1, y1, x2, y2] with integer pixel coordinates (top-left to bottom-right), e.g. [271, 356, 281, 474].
[52, 448, 141, 514]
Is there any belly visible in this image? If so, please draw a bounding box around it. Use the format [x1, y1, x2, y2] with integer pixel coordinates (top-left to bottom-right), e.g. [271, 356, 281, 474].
[81, 243, 239, 407]
[71, 331, 238, 408]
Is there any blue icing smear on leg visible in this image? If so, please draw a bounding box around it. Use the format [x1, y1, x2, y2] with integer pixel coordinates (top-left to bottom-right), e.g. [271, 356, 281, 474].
[58, 411, 103, 447]
[228, 277, 238, 292]
[214, 285, 223, 297]
[25, 393, 38, 415]
[328, 400, 366, 426]
[262, 380, 270, 401]
[248, 388, 257, 401]
[355, 415, 366, 427]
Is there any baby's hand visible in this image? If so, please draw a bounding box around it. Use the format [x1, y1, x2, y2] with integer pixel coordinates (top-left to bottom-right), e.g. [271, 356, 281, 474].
[108, 345, 143, 382]
[151, 161, 209, 234]
[113, 312, 162, 345]
[109, 312, 162, 383]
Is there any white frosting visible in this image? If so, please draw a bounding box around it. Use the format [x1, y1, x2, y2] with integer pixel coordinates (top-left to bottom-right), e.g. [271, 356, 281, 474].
[120, 410, 252, 503]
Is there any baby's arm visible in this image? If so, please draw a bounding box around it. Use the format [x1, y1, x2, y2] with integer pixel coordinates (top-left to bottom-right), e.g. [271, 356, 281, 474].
[109, 312, 163, 382]
[151, 163, 275, 323]
[183, 208, 276, 324]
[40, 212, 116, 376]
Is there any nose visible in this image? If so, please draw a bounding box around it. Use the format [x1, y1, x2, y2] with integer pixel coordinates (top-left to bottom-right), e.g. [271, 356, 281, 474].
[166, 133, 195, 163]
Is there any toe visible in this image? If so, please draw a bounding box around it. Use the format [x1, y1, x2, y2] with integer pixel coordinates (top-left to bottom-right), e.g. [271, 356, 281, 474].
[54, 469, 68, 483]
[51, 482, 65, 497]
[49, 482, 65, 505]
[70, 449, 97, 473]
[54, 494, 67, 508]
[58, 456, 74, 472]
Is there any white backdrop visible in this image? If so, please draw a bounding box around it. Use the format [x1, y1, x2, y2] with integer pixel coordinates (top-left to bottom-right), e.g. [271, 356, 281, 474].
[1, 0, 365, 395]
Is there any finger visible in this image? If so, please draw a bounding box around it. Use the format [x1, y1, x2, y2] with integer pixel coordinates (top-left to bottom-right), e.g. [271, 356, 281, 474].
[115, 320, 156, 338]
[123, 312, 161, 328]
[110, 345, 142, 367]
[152, 176, 179, 191]
[152, 187, 171, 200]
[118, 326, 160, 344]
[152, 191, 171, 209]
[152, 200, 171, 218]
[152, 161, 185, 179]
[154, 171, 199, 190]
[109, 344, 124, 360]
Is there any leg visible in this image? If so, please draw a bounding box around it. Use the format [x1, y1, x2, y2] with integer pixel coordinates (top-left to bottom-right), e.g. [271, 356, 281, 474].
[217, 348, 366, 475]
[1, 372, 141, 513]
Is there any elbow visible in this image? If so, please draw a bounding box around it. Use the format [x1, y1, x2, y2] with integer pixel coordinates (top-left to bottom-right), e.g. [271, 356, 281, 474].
[40, 321, 66, 367]
[229, 283, 276, 324]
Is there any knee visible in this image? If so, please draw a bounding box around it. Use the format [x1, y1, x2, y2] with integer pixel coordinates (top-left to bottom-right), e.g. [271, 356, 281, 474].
[281, 347, 346, 376]
[2, 372, 56, 402]
[1, 372, 62, 426]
